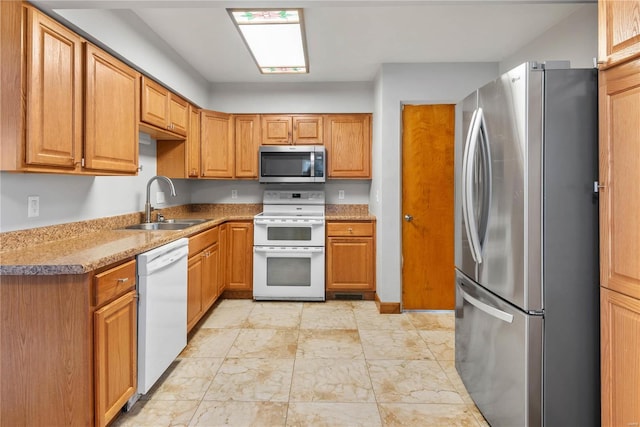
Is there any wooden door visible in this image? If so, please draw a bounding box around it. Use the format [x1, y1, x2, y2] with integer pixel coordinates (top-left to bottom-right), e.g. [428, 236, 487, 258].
[599, 58, 640, 300]
[187, 252, 204, 332]
[84, 43, 139, 173]
[601, 287, 640, 426]
[168, 94, 188, 136]
[293, 115, 323, 145]
[234, 114, 260, 178]
[94, 290, 137, 427]
[187, 105, 201, 177]
[25, 6, 82, 169]
[226, 222, 253, 293]
[201, 110, 233, 177]
[325, 114, 371, 178]
[140, 76, 169, 130]
[598, 0, 640, 69]
[401, 104, 455, 310]
[261, 115, 292, 145]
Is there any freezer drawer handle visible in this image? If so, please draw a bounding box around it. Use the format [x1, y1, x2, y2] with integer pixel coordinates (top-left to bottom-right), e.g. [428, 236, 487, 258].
[462, 290, 513, 323]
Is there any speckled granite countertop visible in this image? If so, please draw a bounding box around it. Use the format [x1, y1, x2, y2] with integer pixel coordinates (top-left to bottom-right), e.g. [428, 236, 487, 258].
[0, 204, 374, 276]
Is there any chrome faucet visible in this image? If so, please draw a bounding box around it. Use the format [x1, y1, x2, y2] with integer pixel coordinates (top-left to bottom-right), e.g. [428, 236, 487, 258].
[144, 175, 176, 223]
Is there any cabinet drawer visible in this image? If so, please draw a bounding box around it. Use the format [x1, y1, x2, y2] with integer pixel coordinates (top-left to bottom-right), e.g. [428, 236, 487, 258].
[94, 260, 136, 306]
[327, 222, 373, 237]
[189, 226, 219, 257]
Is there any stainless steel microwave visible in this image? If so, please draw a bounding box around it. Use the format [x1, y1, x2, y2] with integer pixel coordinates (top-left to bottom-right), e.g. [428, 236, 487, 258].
[259, 145, 326, 183]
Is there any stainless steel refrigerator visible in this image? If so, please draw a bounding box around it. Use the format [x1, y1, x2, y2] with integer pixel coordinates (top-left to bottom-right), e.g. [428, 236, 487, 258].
[454, 62, 600, 427]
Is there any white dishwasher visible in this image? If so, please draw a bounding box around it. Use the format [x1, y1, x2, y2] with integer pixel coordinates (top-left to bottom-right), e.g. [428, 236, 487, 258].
[129, 237, 189, 407]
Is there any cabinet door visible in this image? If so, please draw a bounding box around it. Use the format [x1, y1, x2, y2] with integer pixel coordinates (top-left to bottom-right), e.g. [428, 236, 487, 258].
[140, 76, 169, 130]
[187, 106, 201, 177]
[601, 288, 640, 426]
[227, 222, 254, 292]
[84, 43, 140, 173]
[261, 115, 292, 145]
[326, 237, 374, 291]
[187, 252, 204, 332]
[234, 114, 260, 178]
[169, 94, 189, 136]
[598, 0, 640, 69]
[219, 223, 229, 294]
[325, 114, 371, 178]
[599, 58, 640, 300]
[94, 290, 137, 427]
[201, 110, 233, 177]
[293, 115, 323, 145]
[202, 242, 220, 309]
[25, 6, 82, 169]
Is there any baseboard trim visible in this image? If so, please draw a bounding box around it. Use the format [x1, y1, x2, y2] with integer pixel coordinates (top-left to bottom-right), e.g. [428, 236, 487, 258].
[375, 294, 401, 314]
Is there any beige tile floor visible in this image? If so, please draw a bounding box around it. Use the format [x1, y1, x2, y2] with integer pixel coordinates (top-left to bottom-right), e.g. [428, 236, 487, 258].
[113, 300, 489, 427]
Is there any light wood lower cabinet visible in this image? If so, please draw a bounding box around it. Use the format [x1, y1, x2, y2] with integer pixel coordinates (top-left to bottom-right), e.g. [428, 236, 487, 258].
[601, 287, 640, 426]
[187, 227, 221, 332]
[223, 221, 254, 296]
[0, 258, 137, 427]
[326, 221, 376, 298]
[94, 290, 137, 427]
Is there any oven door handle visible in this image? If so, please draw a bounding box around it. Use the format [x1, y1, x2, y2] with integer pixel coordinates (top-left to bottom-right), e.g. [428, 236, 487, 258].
[254, 219, 325, 226]
[254, 246, 324, 254]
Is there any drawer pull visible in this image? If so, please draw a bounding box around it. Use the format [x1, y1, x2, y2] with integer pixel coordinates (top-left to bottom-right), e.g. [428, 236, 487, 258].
[117, 278, 129, 283]
[348, 227, 353, 233]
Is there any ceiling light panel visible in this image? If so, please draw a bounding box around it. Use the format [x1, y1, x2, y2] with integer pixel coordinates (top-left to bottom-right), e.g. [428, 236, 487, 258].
[228, 9, 308, 74]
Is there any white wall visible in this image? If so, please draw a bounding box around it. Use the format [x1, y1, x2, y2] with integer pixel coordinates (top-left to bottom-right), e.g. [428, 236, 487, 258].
[0, 137, 191, 232]
[371, 63, 499, 304]
[209, 82, 373, 113]
[54, 9, 210, 106]
[499, 4, 597, 73]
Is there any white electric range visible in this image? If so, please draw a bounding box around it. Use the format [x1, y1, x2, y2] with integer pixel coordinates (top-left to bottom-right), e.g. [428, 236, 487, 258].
[253, 190, 325, 301]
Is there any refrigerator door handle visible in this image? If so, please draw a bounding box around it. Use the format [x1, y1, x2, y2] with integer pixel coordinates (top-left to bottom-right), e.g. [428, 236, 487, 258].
[463, 107, 484, 264]
[462, 289, 514, 323]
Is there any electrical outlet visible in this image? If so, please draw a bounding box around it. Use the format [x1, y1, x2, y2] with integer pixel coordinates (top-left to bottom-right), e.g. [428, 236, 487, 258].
[231, 189, 238, 199]
[28, 196, 39, 218]
[338, 190, 345, 200]
[156, 191, 166, 204]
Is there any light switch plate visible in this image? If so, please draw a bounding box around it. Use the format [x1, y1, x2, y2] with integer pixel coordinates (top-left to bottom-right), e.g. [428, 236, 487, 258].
[156, 191, 166, 204]
[231, 189, 238, 199]
[338, 190, 345, 200]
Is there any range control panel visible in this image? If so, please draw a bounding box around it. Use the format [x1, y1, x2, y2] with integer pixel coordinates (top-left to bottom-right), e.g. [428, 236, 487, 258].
[263, 190, 325, 205]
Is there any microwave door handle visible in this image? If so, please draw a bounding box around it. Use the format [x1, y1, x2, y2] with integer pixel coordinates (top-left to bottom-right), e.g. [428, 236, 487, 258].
[310, 151, 315, 177]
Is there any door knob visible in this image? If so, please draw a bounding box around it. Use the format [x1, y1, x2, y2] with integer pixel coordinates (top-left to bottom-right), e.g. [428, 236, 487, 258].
[404, 214, 413, 222]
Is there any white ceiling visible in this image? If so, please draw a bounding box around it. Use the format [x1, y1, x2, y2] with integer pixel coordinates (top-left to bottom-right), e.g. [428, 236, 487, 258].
[34, 1, 593, 83]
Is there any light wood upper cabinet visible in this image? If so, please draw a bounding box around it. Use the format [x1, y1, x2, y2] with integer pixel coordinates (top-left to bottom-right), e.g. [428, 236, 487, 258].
[140, 76, 188, 137]
[84, 43, 140, 174]
[601, 288, 640, 427]
[1, 3, 83, 172]
[234, 114, 260, 178]
[187, 106, 201, 177]
[261, 114, 323, 145]
[598, 0, 640, 69]
[599, 57, 640, 300]
[325, 114, 372, 178]
[24, 6, 83, 169]
[201, 110, 234, 178]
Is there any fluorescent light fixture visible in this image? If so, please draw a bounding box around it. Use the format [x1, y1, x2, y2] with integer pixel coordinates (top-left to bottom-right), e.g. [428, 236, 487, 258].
[228, 9, 308, 74]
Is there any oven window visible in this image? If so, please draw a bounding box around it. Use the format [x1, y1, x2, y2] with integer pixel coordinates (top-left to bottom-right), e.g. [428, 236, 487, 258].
[267, 258, 311, 287]
[267, 227, 312, 241]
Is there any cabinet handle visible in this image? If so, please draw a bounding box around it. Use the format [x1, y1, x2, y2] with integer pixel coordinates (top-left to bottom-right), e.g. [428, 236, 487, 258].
[117, 278, 129, 283]
[348, 227, 353, 233]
